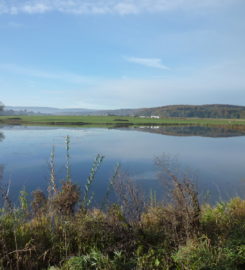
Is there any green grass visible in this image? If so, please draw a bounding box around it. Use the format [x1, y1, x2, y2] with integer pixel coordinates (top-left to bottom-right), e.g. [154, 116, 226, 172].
[1, 115, 245, 128]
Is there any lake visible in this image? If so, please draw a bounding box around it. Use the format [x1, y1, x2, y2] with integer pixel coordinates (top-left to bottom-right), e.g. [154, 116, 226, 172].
[0, 125, 245, 205]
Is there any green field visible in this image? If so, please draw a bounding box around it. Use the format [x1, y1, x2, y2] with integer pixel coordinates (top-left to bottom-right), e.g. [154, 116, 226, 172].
[1, 115, 245, 128]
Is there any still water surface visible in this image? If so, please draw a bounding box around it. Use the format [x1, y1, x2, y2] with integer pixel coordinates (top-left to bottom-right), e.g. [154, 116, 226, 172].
[0, 125, 245, 204]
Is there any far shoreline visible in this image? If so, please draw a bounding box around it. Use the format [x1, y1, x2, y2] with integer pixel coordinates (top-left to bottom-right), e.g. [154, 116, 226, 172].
[1, 115, 245, 131]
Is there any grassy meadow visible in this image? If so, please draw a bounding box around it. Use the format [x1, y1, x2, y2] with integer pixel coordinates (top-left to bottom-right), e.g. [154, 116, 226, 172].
[1, 115, 245, 128]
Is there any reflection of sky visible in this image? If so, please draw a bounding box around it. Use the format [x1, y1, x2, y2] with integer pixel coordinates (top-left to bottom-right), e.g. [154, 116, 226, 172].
[0, 126, 245, 204]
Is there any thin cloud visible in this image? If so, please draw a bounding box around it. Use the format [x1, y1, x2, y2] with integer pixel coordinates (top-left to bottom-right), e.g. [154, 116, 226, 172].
[2, 62, 245, 109]
[126, 57, 170, 70]
[0, 63, 93, 84]
[0, 0, 240, 15]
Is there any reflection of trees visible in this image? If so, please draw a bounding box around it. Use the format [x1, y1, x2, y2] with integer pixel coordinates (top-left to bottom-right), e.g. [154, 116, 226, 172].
[133, 126, 245, 138]
[0, 132, 4, 142]
[0, 134, 5, 206]
[0, 165, 3, 181]
[0, 165, 8, 208]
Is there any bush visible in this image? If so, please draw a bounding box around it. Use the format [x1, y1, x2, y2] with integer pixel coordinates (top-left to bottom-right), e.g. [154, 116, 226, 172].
[61, 249, 133, 270]
[135, 247, 172, 270]
[173, 236, 245, 270]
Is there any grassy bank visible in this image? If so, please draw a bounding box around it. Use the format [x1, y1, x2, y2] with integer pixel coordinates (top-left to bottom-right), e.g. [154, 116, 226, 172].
[1, 115, 245, 128]
[0, 195, 244, 270]
[1, 178, 245, 270]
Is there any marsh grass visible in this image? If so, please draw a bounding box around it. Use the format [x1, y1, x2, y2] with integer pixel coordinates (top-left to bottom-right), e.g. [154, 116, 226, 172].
[0, 139, 244, 269]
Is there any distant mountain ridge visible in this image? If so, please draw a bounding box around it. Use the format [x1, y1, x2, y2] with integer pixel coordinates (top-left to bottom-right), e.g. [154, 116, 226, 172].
[5, 106, 97, 115]
[3, 104, 245, 119]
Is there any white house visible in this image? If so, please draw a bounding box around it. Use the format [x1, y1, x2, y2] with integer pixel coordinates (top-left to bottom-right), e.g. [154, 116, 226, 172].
[150, 115, 160, 119]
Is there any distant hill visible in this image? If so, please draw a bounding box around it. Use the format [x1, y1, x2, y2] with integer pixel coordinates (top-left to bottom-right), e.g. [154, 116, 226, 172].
[134, 104, 245, 119]
[4, 106, 98, 116]
[3, 106, 136, 116]
[3, 104, 245, 119]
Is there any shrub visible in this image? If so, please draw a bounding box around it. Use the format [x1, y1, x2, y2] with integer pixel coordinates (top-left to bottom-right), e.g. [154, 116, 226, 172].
[61, 249, 133, 270]
[173, 236, 245, 270]
[135, 247, 172, 270]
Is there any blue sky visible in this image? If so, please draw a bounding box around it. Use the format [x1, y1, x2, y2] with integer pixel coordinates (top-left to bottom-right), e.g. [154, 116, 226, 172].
[0, 0, 245, 109]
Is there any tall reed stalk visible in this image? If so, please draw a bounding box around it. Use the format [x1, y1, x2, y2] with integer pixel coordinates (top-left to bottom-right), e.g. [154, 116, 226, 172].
[81, 154, 104, 209]
[48, 145, 57, 197]
[65, 135, 71, 182]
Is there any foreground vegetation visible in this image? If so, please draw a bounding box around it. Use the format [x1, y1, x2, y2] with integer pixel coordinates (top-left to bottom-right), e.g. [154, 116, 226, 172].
[1, 115, 245, 129]
[0, 138, 244, 270]
[1, 196, 244, 270]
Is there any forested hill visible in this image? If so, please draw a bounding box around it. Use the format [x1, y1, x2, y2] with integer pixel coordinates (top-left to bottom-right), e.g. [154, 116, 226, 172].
[134, 104, 245, 119]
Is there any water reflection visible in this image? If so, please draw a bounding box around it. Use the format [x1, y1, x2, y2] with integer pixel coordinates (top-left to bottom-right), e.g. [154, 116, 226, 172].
[0, 165, 4, 205]
[131, 125, 245, 138]
[0, 132, 4, 142]
[0, 129, 4, 183]
[0, 125, 245, 205]
[0, 165, 3, 180]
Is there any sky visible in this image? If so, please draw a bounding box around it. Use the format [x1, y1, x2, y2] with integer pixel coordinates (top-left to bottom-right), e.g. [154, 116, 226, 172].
[0, 0, 245, 109]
